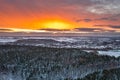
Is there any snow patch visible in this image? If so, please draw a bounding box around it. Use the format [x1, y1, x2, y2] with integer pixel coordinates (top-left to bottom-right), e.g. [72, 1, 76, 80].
[98, 50, 120, 57]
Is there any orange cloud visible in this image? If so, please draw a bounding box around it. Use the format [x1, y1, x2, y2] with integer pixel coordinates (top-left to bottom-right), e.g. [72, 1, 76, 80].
[0, 0, 120, 34]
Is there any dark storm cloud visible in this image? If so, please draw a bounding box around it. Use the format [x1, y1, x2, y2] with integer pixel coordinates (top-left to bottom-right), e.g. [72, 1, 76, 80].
[76, 14, 120, 22]
[97, 17, 118, 21]
[94, 25, 107, 27]
[75, 18, 113, 22]
[97, 14, 120, 21]
[74, 28, 116, 32]
[95, 25, 120, 29]
[76, 19, 92, 22]
[109, 26, 120, 29]
[74, 28, 103, 32]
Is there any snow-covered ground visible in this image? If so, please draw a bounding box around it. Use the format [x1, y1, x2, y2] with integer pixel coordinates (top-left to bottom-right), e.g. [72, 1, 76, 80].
[0, 39, 18, 43]
[0, 36, 120, 50]
[98, 50, 120, 58]
[0, 37, 88, 43]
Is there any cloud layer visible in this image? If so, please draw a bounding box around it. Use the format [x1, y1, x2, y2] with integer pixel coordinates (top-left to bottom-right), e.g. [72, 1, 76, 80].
[0, 0, 120, 33]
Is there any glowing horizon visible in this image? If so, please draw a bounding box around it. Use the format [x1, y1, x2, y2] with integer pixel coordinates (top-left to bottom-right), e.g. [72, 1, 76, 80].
[0, 0, 120, 34]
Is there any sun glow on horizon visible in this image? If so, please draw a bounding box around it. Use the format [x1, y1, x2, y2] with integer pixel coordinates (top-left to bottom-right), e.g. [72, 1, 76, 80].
[36, 19, 75, 30]
[0, 28, 46, 33]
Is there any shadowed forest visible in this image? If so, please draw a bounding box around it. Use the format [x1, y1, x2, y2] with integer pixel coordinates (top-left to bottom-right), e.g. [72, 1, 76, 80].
[0, 45, 120, 80]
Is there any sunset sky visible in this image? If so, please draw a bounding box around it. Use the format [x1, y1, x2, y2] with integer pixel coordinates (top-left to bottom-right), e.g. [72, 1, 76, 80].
[0, 0, 120, 35]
